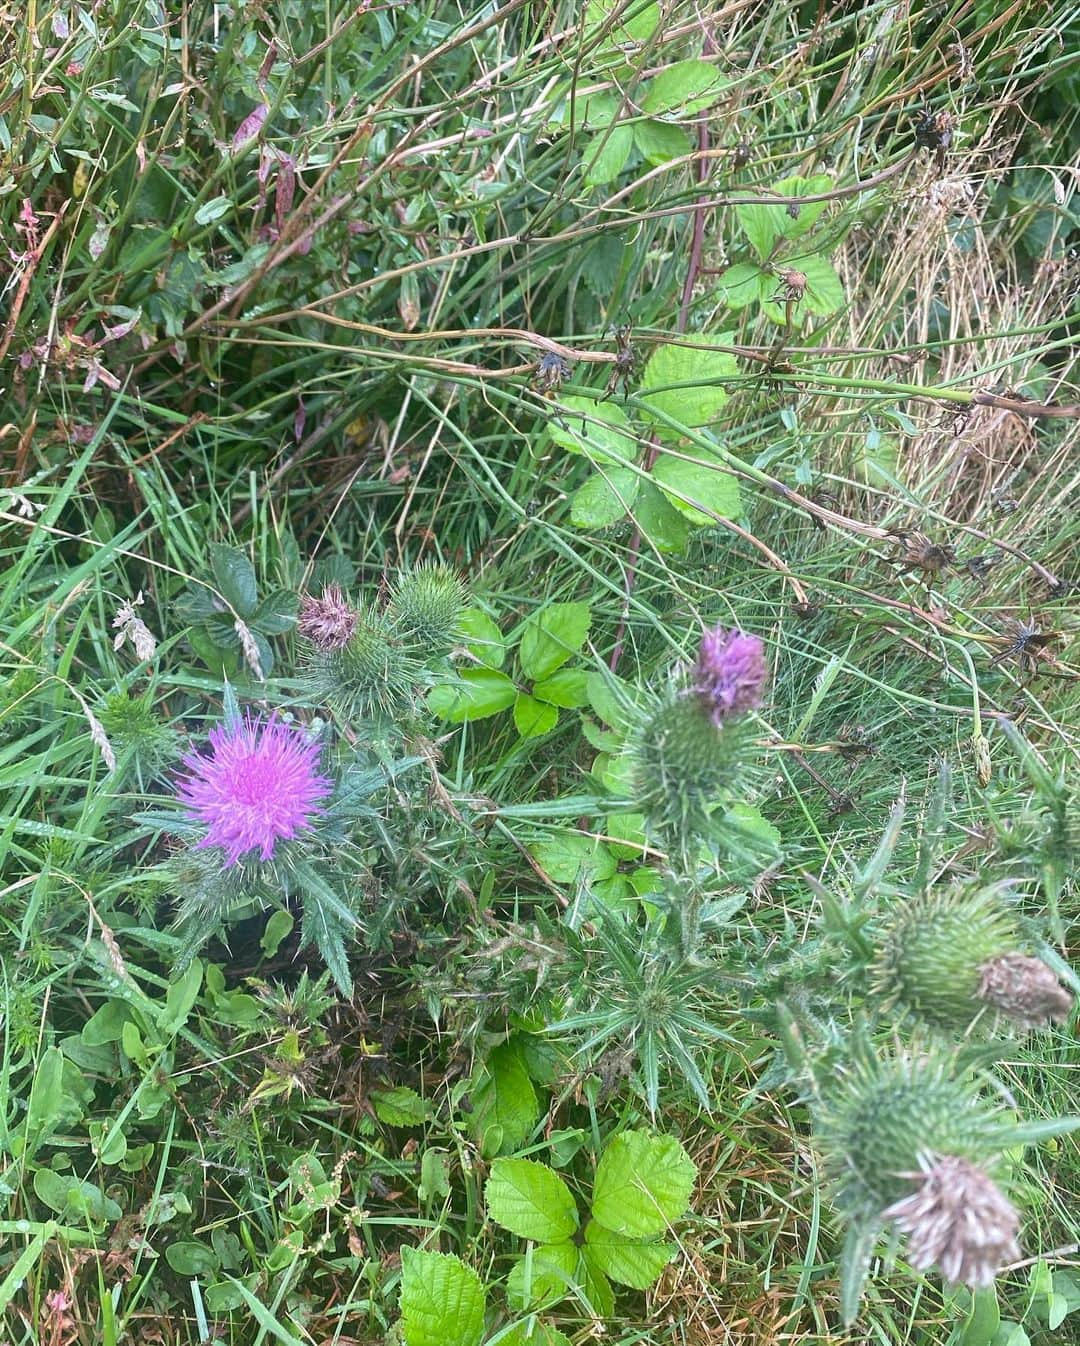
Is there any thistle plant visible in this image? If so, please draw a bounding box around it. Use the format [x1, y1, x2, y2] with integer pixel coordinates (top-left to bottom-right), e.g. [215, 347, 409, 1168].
[809, 1039, 1035, 1318]
[870, 883, 1073, 1031]
[629, 624, 767, 863]
[300, 564, 465, 728]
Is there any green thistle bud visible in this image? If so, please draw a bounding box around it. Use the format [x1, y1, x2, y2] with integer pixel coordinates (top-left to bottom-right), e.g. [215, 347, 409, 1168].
[387, 564, 466, 654]
[815, 1046, 1007, 1218]
[98, 689, 179, 785]
[629, 690, 756, 845]
[310, 610, 419, 722]
[870, 885, 1033, 1029]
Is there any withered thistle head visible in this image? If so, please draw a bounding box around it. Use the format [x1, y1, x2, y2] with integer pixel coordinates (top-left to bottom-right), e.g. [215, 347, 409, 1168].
[882, 1154, 1020, 1289]
[978, 953, 1073, 1030]
[297, 584, 359, 652]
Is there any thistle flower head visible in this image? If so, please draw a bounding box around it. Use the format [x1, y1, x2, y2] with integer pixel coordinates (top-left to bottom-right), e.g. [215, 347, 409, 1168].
[882, 1154, 1020, 1289]
[815, 1046, 1007, 1218]
[692, 625, 767, 725]
[870, 885, 1019, 1029]
[297, 584, 359, 653]
[977, 952, 1073, 1029]
[177, 715, 331, 865]
[388, 563, 466, 653]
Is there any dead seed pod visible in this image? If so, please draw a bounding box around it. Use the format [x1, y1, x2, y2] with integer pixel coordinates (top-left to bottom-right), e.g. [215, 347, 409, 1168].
[888, 529, 958, 584]
[532, 351, 573, 394]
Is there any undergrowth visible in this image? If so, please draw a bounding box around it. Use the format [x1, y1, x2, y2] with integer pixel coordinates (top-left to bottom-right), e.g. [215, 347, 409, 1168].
[2, 1, 1079, 1344]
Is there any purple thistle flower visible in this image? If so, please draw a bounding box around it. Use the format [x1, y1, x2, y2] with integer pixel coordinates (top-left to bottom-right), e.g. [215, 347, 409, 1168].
[692, 625, 767, 725]
[177, 716, 331, 865]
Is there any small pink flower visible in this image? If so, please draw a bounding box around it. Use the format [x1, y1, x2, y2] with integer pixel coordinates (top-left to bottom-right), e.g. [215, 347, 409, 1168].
[177, 716, 331, 865]
[297, 584, 358, 652]
[692, 625, 767, 724]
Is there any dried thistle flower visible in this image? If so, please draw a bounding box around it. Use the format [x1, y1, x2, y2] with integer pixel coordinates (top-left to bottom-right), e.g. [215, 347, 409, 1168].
[692, 625, 767, 725]
[298, 584, 360, 653]
[882, 1154, 1020, 1289]
[977, 952, 1073, 1029]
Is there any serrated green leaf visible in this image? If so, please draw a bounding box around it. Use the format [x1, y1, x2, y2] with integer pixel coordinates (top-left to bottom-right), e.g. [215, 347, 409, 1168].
[633, 119, 691, 166]
[372, 1086, 431, 1127]
[761, 253, 845, 322]
[399, 1248, 486, 1346]
[533, 668, 589, 708]
[591, 1131, 696, 1237]
[584, 0, 659, 42]
[252, 588, 298, 635]
[642, 60, 725, 116]
[530, 831, 617, 884]
[514, 693, 559, 739]
[518, 603, 590, 681]
[652, 447, 742, 524]
[472, 1042, 540, 1157]
[549, 398, 638, 464]
[210, 544, 259, 617]
[632, 481, 691, 551]
[459, 608, 506, 669]
[639, 335, 738, 428]
[570, 467, 640, 528]
[583, 1219, 674, 1288]
[428, 670, 517, 722]
[734, 174, 833, 261]
[584, 124, 634, 185]
[715, 261, 770, 309]
[491, 1324, 572, 1346]
[506, 1240, 578, 1309]
[485, 1158, 579, 1242]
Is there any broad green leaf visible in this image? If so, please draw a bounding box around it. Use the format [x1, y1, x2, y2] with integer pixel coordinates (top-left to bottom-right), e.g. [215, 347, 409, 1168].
[643, 60, 725, 116]
[459, 608, 506, 669]
[570, 467, 640, 529]
[584, 0, 659, 44]
[161, 960, 202, 1037]
[722, 803, 782, 860]
[195, 195, 231, 225]
[652, 447, 742, 524]
[506, 1240, 578, 1309]
[491, 1325, 571, 1346]
[639, 335, 738, 428]
[634, 119, 691, 166]
[82, 1000, 134, 1046]
[165, 1241, 220, 1276]
[533, 668, 589, 708]
[32, 1170, 122, 1223]
[549, 398, 638, 464]
[585, 669, 639, 730]
[471, 1042, 540, 1157]
[632, 481, 691, 551]
[252, 589, 298, 635]
[514, 693, 559, 739]
[260, 908, 294, 957]
[579, 1249, 615, 1316]
[839, 1219, 881, 1326]
[399, 1248, 486, 1346]
[518, 603, 590, 682]
[761, 253, 845, 322]
[428, 669, 517, 722]
[591, 1131, 696, 1237]
[714, 261, 769, 309]
[734, 174, 833, 261]
[210, 543, 258, 617]
[530, 831, 617, 884]
[20, 1046, 65, 1159]
[584, 124, 634, 186]
[372, 1086, 431, 1127]
[990, 1326, 1030, 1346]
[959, 1288, 1000, 1346]
[583, 1219, 674, 1288]
[485, 1158, 579, 1243]
[604, 811, 648, 859]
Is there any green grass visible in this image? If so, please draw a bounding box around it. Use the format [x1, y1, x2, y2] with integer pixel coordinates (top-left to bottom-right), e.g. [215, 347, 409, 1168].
[2, 0, 1080, 1342]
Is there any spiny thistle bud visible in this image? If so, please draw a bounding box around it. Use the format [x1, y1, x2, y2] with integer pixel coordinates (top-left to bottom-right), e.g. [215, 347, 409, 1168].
[630, 690, 757, 844]
[881, 1154, 1020, 1289]
[692, 625, 767, 725]
[98, 689, 178, 784]
[387, 564, 466, 654]
[297, 584, 359, 652]
[870, 886, 1068, 1031]
[312, 610, 419, 722]
[977, 953, 1073, 1029]
[814, 1046, 1008, 1221]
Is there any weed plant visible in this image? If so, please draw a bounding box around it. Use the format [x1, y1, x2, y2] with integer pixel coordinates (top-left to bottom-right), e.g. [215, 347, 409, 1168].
[1, 1, 1079, 1344]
